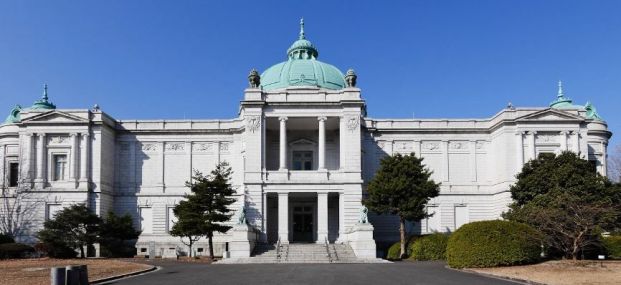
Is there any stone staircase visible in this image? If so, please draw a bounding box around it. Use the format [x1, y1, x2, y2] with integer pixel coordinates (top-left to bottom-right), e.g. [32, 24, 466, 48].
[218, 242, 384, 264]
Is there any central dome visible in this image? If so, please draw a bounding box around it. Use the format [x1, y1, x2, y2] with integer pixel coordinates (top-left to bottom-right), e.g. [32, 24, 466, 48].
[260, 19, 346, 91]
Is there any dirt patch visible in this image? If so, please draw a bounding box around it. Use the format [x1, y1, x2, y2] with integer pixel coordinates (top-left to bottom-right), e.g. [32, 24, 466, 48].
[0, 258, 152, 285]
[470, 260, 621, 285]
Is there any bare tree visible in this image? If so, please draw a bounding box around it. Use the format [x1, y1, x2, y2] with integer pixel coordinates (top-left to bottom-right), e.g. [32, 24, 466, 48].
[0, 184, 43, 241]
[608, 144, 621, 183]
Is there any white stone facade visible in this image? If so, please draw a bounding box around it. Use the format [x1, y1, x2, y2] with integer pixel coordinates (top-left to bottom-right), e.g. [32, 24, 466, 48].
[0, 83, 611, 258]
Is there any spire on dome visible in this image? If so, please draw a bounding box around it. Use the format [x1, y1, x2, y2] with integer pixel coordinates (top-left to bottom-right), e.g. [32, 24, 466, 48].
[31, 83, 56, 110]
[557, 80, 564, 98]
[299, 18, 305, 40]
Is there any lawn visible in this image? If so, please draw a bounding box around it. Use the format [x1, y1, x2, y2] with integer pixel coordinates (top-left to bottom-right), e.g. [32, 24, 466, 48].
[469, 260, 621, 285]
[0, 258, 153, 285]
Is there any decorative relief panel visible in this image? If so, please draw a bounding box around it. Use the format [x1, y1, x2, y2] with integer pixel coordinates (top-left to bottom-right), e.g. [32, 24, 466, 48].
[220, 142, 230, 153]
[422, 141, 440, 151]
[475, 141, 487, 151]
[345, 116, 360, 132]
[394, 141, 411, 151]
[165, 142, 185, 152]
[449, 141, 467, 150]
[536, 134, 558, 144]
[192, 142, 213, 152]
[140, 143, 159, 152]
[245, 116, 261, 133]
[48, 136, 69, 145]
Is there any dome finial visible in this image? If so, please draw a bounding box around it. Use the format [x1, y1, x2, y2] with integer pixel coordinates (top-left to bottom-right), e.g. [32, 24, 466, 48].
[557, 80, 564, 98]
[42, 83, 49, 101]
[299, 18, 305, 40]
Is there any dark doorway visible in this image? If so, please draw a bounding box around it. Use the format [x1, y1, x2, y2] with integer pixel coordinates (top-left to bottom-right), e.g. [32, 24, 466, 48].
[292, 204, 314, 242]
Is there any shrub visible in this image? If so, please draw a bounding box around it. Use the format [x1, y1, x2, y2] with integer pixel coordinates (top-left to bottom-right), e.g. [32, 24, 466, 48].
[44, 241, 77, 258]
[409, 233, 449, 261]
[386, 241, 402, 260]
[446, 220, 541, 268]
[603, 235, 621, 259]
[0, 233, 15, 244]
[0, 243, 34, 259]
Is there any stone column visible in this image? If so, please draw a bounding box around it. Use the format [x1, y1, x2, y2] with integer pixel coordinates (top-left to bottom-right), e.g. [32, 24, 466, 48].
[516, 131, 525, 169]
[69, 133, 78, 183]
[571, 131, 580, 154]
[470, 140, 477, 182]
[79, 133, 89, 185]
[338, 192, 345, 242]
[318, 116, 327, 170]
[278, 192, 289, 243]
[560, 131, 568, 152]
[0, 144, 5, 187]
[442, 140, 449, 182]
[35, 133, 46, 185]
[529, 131, 537, 160]
[279, 117, 288, 170]
[262, 192, 268, 243]
[601, 141, 607, 176]
[317, 192, 328, 243]
[413, 140, 421, 157]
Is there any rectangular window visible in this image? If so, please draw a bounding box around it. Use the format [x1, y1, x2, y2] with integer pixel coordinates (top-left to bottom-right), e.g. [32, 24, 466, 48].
[167, 207, 177, 232]
[53, 155, 68, 181]
[9, 162, 19, 187]
[46, 204, 63, 220]
[426, 206, 440, 233]
[140, 207, 153, 234]
[292, 151, 313, 170]
[454, 205, 469, 230]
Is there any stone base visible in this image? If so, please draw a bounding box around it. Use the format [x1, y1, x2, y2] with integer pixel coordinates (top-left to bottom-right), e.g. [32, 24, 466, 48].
[228, 224, 257, 258]
[346, 223, 377, 259]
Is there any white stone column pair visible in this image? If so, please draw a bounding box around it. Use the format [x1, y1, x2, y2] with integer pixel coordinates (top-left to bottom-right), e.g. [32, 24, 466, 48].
[35, 133, 46, 187]
[278, 116, 328, 170]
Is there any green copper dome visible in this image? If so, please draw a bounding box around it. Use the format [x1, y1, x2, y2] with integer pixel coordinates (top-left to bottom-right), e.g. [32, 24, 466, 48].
[30, 84, 56, 110]
[260, 19, 346, 91]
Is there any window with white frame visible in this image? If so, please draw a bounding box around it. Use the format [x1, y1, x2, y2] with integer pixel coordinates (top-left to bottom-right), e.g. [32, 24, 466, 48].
[140, 207, 153, 234]
[292, 151, 313, 170]
[53, 154, 68, 181]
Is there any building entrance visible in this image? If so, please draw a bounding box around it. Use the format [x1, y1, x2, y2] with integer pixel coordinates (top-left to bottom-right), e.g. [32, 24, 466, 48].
[292, 203, 314, 242]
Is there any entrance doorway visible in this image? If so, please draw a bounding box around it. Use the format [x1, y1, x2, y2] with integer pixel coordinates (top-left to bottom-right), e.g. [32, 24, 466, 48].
[292, 203, 314, 242]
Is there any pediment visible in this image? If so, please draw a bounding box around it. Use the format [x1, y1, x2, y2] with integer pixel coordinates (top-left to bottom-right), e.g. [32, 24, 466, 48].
[21, 111, 88, 124]
[516, 108, 584, 122]
[289, 138, 316, 146]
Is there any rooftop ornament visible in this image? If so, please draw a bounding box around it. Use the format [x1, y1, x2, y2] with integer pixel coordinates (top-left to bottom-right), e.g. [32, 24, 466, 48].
[345, 69, 357, 87]
[248, 69, 260, 88]
[31, 84, 56, 110]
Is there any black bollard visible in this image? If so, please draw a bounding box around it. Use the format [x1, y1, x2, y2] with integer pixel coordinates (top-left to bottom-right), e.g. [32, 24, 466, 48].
[65, 265, 81, 285]
[50, 267, 65, 285]
[78, 265, 89, 285]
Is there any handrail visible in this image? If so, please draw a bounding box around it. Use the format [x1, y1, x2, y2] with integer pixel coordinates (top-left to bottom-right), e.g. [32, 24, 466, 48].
[324, 237, 333, 263]
[276, 237, 282, 262]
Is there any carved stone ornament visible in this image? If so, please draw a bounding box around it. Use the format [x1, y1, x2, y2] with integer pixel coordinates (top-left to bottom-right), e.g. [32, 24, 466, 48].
[165, 143, 185, 152]
[48, 136, 68, 144]
[345, 69, 357, 87]
[449, 141, 465, 150]
[192, 143, 212, 152]
[536, 134, 557, 143]
[422, 142, 440, 151]
[220, 142, 229, 152]
[246, 116, 261, 133]
[345, 116, 360, 132]
[476, 141, 486, 150]
[141, 143, 158, 152]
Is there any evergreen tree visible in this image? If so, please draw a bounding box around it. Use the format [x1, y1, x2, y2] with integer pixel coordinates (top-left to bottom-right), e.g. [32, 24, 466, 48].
[364, 153, 440, 258]
[38, 204, 101, 258]
[171, 162, 236, 259]
[99, 212, 141, 257]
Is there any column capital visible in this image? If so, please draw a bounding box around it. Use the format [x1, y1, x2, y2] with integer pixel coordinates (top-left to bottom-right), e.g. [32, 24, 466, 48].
[317, 116, 327, 122]
[37, 133, 46, 137]
[559, 130, 569, 135]
[24, 132, 33, 137]
[278, 116, 288, 122]
[70, 133, 78, 137]
[529, 130, 537, 135]
[516, 131, 527, 135]
[81, 132, 90, 137]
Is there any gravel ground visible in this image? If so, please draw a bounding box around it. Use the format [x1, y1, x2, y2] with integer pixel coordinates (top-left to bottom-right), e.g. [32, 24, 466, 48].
[470, 260, 621, 285]
[0, 258, 152, 285]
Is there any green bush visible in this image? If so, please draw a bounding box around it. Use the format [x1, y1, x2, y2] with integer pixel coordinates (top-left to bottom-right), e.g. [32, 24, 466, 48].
[0, 233, 15, 244]
[446, 220, 541, 268]
[603, 235, 621, 259]
[409, 233, 449, 261]
[0, 243, 34, 259]
[386, 241, 402, 260]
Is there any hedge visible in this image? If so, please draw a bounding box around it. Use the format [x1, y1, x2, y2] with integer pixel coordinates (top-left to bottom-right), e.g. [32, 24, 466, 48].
[409, 233, 449, 261]
[386, 241, 402, 260]
[603, 235, 621, 259]
[0, 233, 15, 244]
[0, 243, 34, 259]
[446, 220, 541, 268]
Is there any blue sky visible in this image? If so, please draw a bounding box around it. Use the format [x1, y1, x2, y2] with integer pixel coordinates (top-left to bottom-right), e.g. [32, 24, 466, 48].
[0, 1, 619, 146]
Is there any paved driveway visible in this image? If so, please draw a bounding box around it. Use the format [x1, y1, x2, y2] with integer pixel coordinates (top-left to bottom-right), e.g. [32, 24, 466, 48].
[104, 260, 518, 285]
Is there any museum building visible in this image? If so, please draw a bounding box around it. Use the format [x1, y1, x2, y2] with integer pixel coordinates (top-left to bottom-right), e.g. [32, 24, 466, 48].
[0, 20, 611, 259]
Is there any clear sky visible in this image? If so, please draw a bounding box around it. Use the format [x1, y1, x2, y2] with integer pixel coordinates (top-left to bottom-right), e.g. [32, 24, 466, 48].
[0, 0, 619, 146]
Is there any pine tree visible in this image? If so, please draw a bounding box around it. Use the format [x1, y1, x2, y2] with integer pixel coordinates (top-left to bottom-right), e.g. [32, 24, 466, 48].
[38, 204, 101, 258]
[171, 162, 236, 259]
[364, 153, 440, 258]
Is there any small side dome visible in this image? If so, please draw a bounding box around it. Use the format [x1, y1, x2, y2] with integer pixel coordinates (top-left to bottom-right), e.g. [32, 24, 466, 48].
[30, 84, 56, 110]
[260, 19, 346, 91]
[4, 105, 22, 124]
[549, 81, 581, 109]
